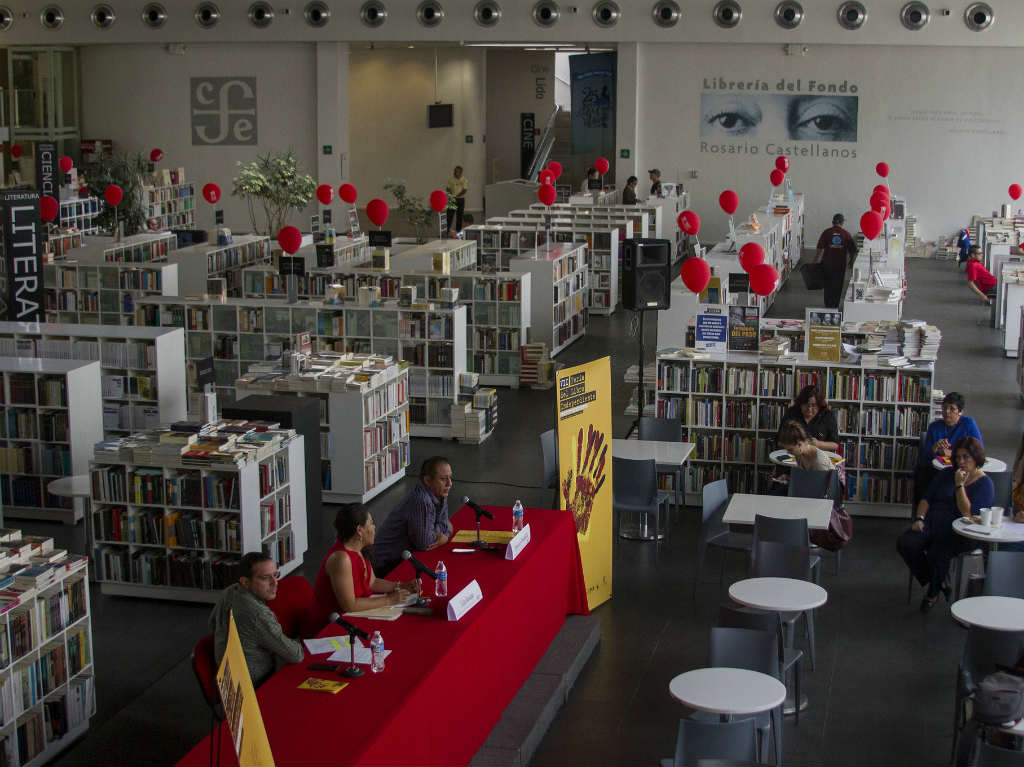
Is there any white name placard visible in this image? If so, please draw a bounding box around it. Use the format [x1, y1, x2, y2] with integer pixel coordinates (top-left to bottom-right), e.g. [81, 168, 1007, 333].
[505, 524, 532, 561]
[446, 579, 483, 622]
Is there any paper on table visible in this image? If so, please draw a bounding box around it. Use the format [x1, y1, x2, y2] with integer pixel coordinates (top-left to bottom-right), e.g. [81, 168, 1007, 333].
[303, 635, 349, 655]
[343, 605, 403, 621]
[327, 641, 391, 666]
[451, 529, 516, 544]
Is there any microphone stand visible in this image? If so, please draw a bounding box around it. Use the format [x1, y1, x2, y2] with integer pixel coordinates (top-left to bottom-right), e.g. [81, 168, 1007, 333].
[340, 628, 364, 678]
[468, 508, 497, 550]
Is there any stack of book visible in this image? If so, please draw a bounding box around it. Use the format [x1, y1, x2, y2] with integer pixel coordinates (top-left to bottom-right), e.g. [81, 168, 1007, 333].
[520, 342, 554, 388]
[759, 336, 792, 359]
[92, 420, 293, 468]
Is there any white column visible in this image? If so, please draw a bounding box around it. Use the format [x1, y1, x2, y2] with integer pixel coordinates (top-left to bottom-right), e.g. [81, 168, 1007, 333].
[316, 42, 351, 186]
[614, 42, 639, 185]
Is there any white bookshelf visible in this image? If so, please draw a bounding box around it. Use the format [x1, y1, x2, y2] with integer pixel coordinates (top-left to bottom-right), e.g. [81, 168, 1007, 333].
[0, 358, 103, 525]
[241, 236, 370, 299]
[509, 243, 589, 357]
[0, 323, 187, 439]
[526, 201, 659, 237]
[654, 349, 934, 517]
[143, 183, 195, 230]
[58, 196, 100, 235]
[237, 357, 410, 503]
[90, 432, 307, 603]
[100, 232, 178, 264]
[389, 239, 477, 272]
[0, 542, 94, 767]
[43, 258, 178, 327]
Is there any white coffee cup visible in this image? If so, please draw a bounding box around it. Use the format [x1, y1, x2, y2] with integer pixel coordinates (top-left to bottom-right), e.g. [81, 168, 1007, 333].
[980, 507, 993, 527]
[992, 507, 1005, 527]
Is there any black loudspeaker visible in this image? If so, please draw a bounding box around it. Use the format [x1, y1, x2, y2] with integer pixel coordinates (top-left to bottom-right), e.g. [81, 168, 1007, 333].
[622, 238, 672, 311]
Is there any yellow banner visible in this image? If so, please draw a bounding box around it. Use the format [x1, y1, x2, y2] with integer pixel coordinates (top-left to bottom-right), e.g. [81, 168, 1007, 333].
[217, 612, 275, 767]
[556, 357, 613, 610]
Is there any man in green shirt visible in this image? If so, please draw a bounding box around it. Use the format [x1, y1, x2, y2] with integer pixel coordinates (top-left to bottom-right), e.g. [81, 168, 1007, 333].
[446, 166, 468, 233]
[209, 552, 304, 686]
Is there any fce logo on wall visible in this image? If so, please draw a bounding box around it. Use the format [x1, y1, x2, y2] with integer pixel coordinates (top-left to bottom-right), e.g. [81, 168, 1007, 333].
[190, 77, 258, 145]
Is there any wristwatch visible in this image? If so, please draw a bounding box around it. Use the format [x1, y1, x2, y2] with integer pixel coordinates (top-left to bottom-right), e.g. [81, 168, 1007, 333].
[914, 516, 925, 523]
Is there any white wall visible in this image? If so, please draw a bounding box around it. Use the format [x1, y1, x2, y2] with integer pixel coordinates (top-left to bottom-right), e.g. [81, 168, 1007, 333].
[634, 42, 1024, 244]
[79, 43, 318, 233]
[348, 46, 486, 219]
[485, 50, 555, 184]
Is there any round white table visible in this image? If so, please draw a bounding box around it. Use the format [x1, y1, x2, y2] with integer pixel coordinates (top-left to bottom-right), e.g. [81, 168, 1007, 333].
[952, 517, 1024, 550]
[932, 456, 1007, 473]
[46, 475, 91, 500]
[728, 577, 828, 612]
[769, 449, 844, 468]
[951, 596, 1024, 631]
[669, 667, 787, 715]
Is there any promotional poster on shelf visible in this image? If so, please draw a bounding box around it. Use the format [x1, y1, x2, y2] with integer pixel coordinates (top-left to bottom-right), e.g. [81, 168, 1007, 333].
[805, 307, 842, 362]
[695, 305, 728, 356]
[556, 356, 612, 610]
[217, 612, 275, 766]
[727, 305, 760, 352]
[699, 275, 722, 304]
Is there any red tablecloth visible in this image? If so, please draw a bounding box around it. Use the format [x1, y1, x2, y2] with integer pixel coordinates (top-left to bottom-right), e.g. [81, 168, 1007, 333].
[178, 506, 588, 767]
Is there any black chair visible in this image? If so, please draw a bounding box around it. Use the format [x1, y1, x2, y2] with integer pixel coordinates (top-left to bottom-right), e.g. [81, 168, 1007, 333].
[612, 456, 670, 541]
[660, 718, 759, 767]
[976, 740, 1024, 766]
[718, 604, 804, 725]
[952, 627, 1024, 761]
[540, 429, 559, 509]
[751, 541, 817, 671]
[694, 479, 752, 600]
[638, 416, 684, 509]
[984, 551, 1024, 598]
[787, 468, 842, 576]
[751, 514, 821, 583]
[989, 470, 1013, 513]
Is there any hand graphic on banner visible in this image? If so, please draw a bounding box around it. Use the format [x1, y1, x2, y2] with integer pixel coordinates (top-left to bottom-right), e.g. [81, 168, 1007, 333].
[562, 424, 608, 536]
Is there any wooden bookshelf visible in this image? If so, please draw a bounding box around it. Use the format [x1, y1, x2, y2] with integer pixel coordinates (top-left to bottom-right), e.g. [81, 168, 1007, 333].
[90, 427, 307, 603]
[0, 358, 103, 525]
[0, 537, 94, 767]
[509, 243, 589, 357]
[654, 349, 934, 517]
[0, 323, 187, 439]
[237, 354, 410, 503]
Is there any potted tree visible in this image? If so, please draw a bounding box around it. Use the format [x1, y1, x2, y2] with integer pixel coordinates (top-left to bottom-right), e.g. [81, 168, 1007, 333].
[81, 152, 149, 236]
[231, 150, 316, 235]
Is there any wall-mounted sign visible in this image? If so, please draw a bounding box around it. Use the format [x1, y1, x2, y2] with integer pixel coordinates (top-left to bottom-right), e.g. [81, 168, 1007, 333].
[191, 77, 258, 145]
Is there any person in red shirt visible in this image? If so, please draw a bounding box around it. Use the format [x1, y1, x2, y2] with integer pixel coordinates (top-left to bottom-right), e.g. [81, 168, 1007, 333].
[815, 213, 858, 308]
[965, 246, 998, 304]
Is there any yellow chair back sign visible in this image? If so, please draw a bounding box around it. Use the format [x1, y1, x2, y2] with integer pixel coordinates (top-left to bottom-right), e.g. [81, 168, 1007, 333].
[217, 612, 275, 767]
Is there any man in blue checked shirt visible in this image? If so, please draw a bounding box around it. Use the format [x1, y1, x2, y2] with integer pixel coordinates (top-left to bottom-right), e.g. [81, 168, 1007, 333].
[371, 456, 454, 577]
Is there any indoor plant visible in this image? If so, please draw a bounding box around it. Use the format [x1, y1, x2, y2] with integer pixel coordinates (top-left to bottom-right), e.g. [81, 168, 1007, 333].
[232, 150, 316, 235]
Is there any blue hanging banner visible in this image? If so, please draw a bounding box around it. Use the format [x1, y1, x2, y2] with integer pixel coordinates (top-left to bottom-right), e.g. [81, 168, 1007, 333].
[570, 52, 616, 156]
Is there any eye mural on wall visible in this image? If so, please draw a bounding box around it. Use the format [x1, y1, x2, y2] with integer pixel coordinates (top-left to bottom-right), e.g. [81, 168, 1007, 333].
[699, 92, 858, 143]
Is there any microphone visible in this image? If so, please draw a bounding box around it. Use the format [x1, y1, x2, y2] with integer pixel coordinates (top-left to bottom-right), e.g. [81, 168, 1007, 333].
[463, 496, 494, 520]
[402, 550, 438, 580]
[327, 612, 370, 641]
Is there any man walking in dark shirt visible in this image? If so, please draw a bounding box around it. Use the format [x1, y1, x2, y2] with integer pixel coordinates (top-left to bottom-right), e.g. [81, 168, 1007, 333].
[815, 213, 858, 308]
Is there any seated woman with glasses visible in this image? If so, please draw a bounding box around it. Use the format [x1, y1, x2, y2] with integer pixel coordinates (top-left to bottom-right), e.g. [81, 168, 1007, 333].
[304, 504, 419, 636]
[777, 384, 840, 453]
[897, 436, 994, 612]
[912, 391, 983, 509]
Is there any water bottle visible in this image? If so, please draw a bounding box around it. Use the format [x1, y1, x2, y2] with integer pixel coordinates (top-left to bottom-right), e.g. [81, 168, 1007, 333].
[434, 560, 448, 597]
[512, 500, 525, 533]
[370, 631, 385, 673]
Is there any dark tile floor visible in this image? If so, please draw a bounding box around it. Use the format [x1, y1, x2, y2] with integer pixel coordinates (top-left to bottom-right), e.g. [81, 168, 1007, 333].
[21, 255, 1023, 766]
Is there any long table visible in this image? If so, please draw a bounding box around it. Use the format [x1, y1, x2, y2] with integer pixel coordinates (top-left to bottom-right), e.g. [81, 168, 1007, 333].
[178, 505, 589, 766]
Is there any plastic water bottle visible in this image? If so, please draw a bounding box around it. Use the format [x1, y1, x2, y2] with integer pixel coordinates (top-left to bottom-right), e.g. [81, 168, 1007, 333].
[370, 631, 385, 673]
[434, 560, 448, 597]
[512, 500, 524, 533]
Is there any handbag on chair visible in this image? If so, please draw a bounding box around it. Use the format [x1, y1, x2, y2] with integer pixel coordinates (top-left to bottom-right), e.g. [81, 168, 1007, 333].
[809, 468, 853, 551]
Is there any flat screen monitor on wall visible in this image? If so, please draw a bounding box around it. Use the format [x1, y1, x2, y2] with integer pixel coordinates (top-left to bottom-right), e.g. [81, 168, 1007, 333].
[428, 103, 454, 128]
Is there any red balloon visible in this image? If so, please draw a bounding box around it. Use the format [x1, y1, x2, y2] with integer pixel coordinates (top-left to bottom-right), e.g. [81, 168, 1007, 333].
[680, 257, 711, 294]
[775, 156, 790, 173]
[769, 169, 785, 187]
[677, 210, 701, 236]
[58, 156, 73, 174]
[1010, 184, 1023, 201]
[338, 183, 357, 204]
[202, 183, 221, 204]
[871, 198, 890, 221]
[429, 190, 448, 213]
[547, 161, 563, 180]
[78, 186, 90, 198]
[10, 145, 22, 158]
[150, 148, 164, 163]
[875, 162, 890, 178]
[277, 225, 302, 255]
[315, 184, 334, 206]
[719, 190, 739, 215]
[873, 184, 890, 197]
[538, 169, 555, 186]
[749, 264, 779, 297]
[870, 190, 889, 210]
[739, 242, 766, 273]
[40, 195, 59, 223]
[595, 157, 610, 175]
[104, 185, 123, 207]
[538, 185, 557, 206]
[366, 198, 389, 227]
[860, 210, 884, 240]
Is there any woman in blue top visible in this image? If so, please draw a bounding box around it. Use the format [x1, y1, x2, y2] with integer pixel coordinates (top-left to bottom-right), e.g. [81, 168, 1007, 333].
[911, 392, 983, 508]
[898, 437, 994, 612]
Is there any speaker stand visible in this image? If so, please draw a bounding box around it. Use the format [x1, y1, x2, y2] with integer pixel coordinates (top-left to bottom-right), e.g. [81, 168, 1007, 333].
[625, 308, 648, 440]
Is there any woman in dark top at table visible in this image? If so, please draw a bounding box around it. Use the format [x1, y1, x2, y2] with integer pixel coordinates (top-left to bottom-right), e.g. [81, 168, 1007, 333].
[777, 384, 840, 452]
[303, 504, 418, 635]
[912, 391, 983, 509]
[897, 436, 994, 612]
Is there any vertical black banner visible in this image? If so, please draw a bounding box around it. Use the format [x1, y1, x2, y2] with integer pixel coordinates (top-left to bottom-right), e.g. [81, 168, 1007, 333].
[520, 112, 536, 180]
[34, 141, 59, 227]
[0, 189, 44, 322]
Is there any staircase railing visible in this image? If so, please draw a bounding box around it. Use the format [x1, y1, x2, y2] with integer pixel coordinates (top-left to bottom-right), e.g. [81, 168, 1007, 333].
[525, 105, 561, 181]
